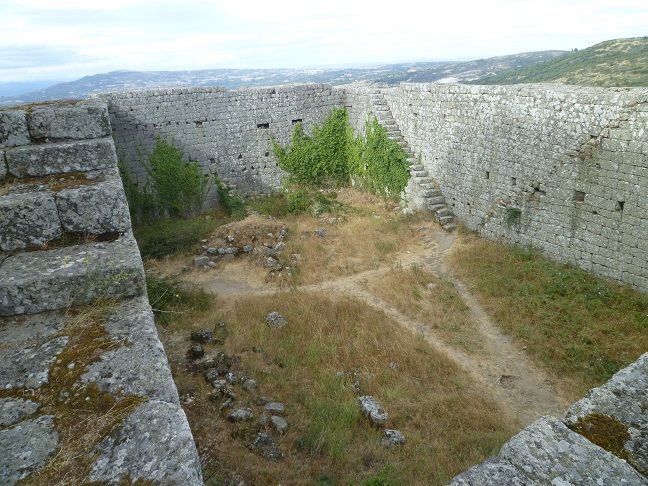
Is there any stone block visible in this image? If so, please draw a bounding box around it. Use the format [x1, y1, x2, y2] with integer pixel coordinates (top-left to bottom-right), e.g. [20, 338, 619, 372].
[81, 297, 180, 404]
[5, 138, 117, 178]
[55, 176, 131, 234]
[564, 353, 648, 474]
[0, 415, 58, 484]
[448, 456, 534, 485]
[500, 416, 645, 485]
[28, 101, 111, 141]
[0, 110, 30, 148]
[0, 190, 63, 251]
[0, 233, 145, 316]
[89, 400, 202, 485]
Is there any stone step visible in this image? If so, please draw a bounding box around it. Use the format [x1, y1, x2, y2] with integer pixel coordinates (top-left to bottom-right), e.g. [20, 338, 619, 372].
[428, 203, 446, 212]
[421, 189, 442, 198]
[0, 172, 132, 252]
[500, 416, 645, 485]
[428, 196, 446, 206]
[408, 164, 424, 171]
[419, 182, 435, 189]
[435, 207, 453, 217]
[0, 233, 145, 316]
[410, 170, 428, 178]
[438, 215, 454, 225]
[0, 190, 63, 252]
[442, 223, 457, 232]
[416, 177, 432, 184]
[4, 138, 117, 178]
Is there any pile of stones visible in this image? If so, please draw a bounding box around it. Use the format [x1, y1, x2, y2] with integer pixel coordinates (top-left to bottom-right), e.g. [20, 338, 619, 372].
[186, 312, 292, 461]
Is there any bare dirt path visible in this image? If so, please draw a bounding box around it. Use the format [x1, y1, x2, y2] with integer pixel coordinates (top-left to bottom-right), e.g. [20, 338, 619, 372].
[192, 221, 569, 426]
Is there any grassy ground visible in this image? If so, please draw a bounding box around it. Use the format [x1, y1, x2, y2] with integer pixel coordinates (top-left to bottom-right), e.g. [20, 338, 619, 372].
[473, 37, 648, 87]
[159, 290, 514, 485]
[365, 265, 482, 352]
[448, 230, 648, 398]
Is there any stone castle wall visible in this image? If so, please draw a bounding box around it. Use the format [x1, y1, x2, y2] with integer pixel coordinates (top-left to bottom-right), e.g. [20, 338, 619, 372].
[346, 83, 648, 292]
[99, 84, 343, 195]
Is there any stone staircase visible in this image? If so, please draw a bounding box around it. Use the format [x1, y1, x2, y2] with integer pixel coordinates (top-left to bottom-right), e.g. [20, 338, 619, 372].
[367, 90, 456, 231]
[0, 102, 202, 485]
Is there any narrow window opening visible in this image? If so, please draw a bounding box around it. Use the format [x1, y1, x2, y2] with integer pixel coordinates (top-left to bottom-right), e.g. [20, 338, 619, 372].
[485, 171, 490, 179]
[616, 201, 625, 212]
[264, 151, 269, 157]
[257, 123, 270, 129]
[511, 177, 517, 186]
[292, 118, 303, 125]
[573, 190, 586, 202]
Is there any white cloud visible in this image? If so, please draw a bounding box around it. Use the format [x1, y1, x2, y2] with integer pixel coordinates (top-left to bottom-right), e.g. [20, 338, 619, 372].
[0, 0, 646, 81]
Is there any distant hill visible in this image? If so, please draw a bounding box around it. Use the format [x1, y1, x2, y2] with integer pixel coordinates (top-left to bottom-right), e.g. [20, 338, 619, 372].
[0, 50, 565, 106]
[472, 37, 648, 87]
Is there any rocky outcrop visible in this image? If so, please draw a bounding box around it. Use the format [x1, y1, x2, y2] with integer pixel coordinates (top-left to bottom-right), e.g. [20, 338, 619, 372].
[0, 101, 202, 485]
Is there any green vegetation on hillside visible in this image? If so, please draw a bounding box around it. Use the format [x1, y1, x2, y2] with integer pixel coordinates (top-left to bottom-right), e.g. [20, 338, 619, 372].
[472, 37, 648, 87]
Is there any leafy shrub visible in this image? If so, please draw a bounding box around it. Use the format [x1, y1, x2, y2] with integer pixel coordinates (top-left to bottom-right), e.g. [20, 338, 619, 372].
[273, 109, 410, 200]
[214, 176, 247, 219]
[273, 109, 353, 186]
[146, 273, 212, 324]
[352, 117, 410, 198]
[119, 138, 208, 222]
[134, 213, 226, 259]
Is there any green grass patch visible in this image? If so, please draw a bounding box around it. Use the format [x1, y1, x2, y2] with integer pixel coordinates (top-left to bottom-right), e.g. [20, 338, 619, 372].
[451, 234, 648, 396]
[146, 273, 212, 324]
[134, 212, 227, 259]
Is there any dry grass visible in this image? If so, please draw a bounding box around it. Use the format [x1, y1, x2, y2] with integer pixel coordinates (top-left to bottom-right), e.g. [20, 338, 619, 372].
[160, 291, 514, 485]
[448, 230, 648, 398]
[277, 190, 426, 285]
[365, 265, 482, 352]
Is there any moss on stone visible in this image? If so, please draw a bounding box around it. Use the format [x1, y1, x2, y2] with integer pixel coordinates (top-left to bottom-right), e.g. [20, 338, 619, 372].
[570, 413, 630, 460]
[0, 300, 146, 485]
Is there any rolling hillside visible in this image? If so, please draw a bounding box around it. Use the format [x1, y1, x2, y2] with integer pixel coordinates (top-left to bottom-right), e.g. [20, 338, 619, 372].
[0, 50, 564, 106]
[472, 37, 648, 87]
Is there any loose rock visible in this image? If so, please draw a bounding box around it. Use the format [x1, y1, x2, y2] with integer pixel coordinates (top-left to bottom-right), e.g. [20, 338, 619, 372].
[382, 429, 406, 446]
[194, 256, 209, 268]
[248, 432, 283, 460]
[265, 312, 287, 328]
[264, 402, 285, 414]
[358, 396, 388, 426]
[187, 344, 204, 360]
[271, 415, 288, 434]
[227, 408, 253, 422]
[190, 329, 213, 344]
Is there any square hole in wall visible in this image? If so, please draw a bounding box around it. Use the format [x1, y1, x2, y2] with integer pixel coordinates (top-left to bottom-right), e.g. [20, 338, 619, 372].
[616, 200, 625, 212]
[237, 154, 243, 159]
[265, 151, 270, 157]
[257, 123, 270, 129]
[573, 190, 586, 202]
[292, 118, 303, 125]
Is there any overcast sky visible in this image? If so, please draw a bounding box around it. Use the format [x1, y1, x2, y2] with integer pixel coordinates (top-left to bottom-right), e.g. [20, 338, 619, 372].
[1, 0, 647, 82]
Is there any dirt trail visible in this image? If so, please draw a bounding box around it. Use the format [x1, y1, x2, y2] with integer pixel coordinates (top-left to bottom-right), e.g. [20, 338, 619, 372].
[194, 221, 569, 426]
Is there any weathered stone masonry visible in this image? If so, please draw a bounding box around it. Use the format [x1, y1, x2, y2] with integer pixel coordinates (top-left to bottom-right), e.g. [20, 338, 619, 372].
[99, 84, 343, 195]
[0, 101, 202, 484]
[377, 83, 648, 292]
[103, 83, 648, 292]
